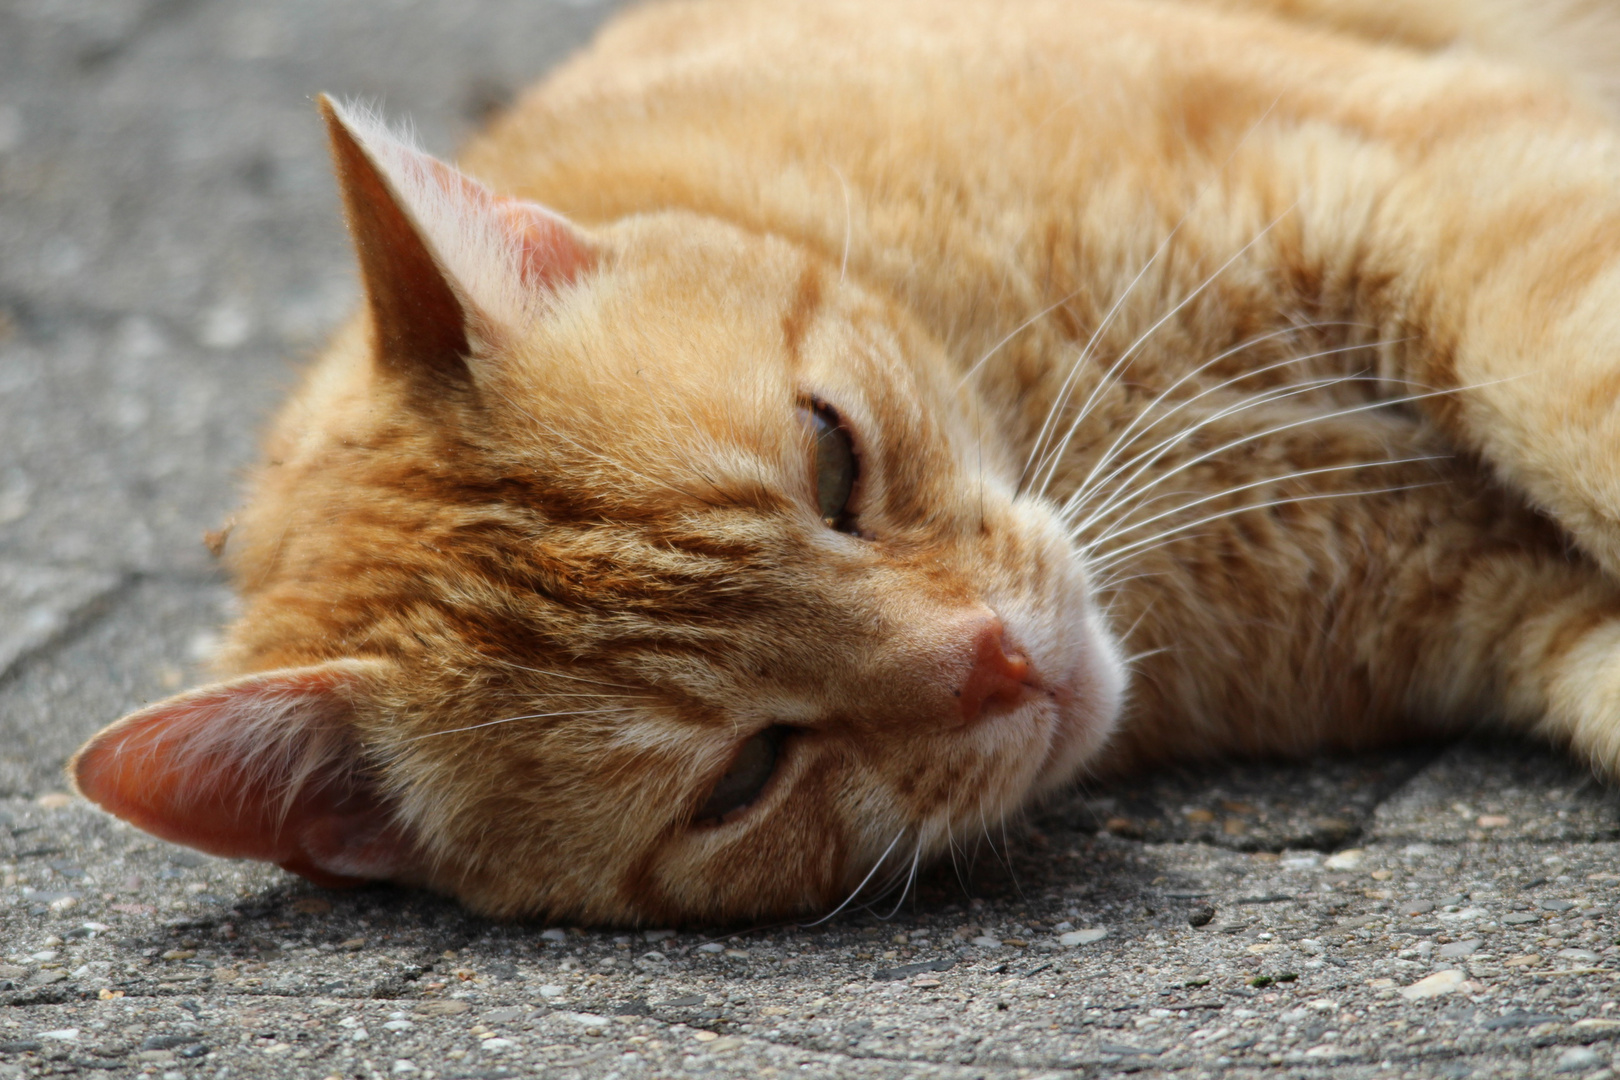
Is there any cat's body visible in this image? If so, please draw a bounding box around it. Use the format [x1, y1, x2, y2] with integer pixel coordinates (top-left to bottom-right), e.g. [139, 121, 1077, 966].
[70, 0, 1620, 922]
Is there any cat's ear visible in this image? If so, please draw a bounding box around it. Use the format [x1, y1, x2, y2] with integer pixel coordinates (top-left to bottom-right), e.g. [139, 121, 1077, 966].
[317, 94, 595, 388]
[70, 660, 418, 889]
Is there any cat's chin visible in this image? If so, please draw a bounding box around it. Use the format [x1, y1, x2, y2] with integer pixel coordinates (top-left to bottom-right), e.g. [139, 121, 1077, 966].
[1027, 604, 1127, 799]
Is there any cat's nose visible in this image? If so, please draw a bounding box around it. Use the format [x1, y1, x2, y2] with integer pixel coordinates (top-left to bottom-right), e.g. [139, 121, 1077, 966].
[956, 617, 1032, 725]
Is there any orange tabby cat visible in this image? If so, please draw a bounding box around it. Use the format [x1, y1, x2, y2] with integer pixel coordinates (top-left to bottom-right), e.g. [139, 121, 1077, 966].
[70, 0, 1620, 923]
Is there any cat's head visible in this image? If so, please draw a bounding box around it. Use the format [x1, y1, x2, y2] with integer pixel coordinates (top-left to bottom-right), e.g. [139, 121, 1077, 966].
[70, 99, 1124, 923]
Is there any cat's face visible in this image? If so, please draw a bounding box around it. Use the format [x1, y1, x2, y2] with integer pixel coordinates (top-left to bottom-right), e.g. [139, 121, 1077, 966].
[70, 101, 1124, 923]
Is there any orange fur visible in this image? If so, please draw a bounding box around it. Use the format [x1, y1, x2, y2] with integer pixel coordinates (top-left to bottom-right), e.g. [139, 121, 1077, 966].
[68, 0, 1620, 923]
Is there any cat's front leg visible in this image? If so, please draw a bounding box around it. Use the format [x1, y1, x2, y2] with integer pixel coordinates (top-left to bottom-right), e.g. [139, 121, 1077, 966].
[1360, 106, 1620, 579]
[1091, 445, 1620, 776]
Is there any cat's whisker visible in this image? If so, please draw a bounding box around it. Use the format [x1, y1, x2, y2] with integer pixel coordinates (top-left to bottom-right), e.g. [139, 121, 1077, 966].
[1026, 199, 1306, 498]
[1032, 327, 1326, 500]
[490, 689, 651, 702]
[479, 658, 642, 691]
[955, 215, 1116, 395]
[826, 161, 854, 284]
[960, 272, 1125, 396]
[854, 841, 924, 920]
[805, 827, 908, 927]
[1071, 326, 1373, 483]
[1073, 428, 1411, 555]
[1090, 569, 1164, 596]
[1060, 378, 1366, 536]
[942, 813, 974, 899]
[1095, 528, 1217, 572]
[1041, 354, 1359, 528]
[973, 800, 996, 870]
[1088, 363, 1505, 511]
[1092, 485, 1221, 533]
[1066, 369, 1518, 536]
[1018, 281, 1165, 492]
[1107, 597, 1162, 657]
[975, 798, 1019, 882]
[401, 706, 641, 742]
[998, 814, 1028, 903]
[877, 839, 925, 920]
[1012, 103, 1298, 472]
[1061, 372, 1380, 534]
[1013, 223, 1211, 486]
[1084, 482, 1441, 577]
[1084, 455, 1447, 553]
[1065, 380, 1472, 540]
[1057, 335, 1386, 519]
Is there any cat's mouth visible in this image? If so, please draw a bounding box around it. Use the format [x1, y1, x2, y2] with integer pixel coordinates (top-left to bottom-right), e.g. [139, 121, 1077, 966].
[1028, 613, 1128, 795]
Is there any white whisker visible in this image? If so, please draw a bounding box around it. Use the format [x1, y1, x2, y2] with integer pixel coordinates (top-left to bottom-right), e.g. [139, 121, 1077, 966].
[879, 840, 925, 920]
[1017, 241, 1184, 486]
[1066, 382, 1480, 542]
[1063, 371, 1382, 534]
[401, 706, 641, 741]
[806, 828, 907, 926]
[1028, 199, 1305, 498]
[481, 658, 642, 691]
[1084, 455, 1446, 552]
[1008, 96, 1291, 473]
[827, 162, 853, 284]
[1091, 570, 1164, 594]
[1059, 335, 1386, 517]
[1085, 482, 1439, 576]
[1110, 597, 1161, 653]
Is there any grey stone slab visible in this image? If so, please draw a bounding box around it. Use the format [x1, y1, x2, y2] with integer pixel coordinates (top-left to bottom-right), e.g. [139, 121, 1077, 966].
[0, 0, 633, 337]
[0, 321, 273, 575]
[0, 577, 234, 797]
[0, 562, 121, 681]
[2, 797, 1617, 1079]
[1370, 741, 1620, 845]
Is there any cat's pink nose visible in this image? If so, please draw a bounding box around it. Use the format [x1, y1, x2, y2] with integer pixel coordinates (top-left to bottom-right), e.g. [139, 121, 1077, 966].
[957, 617, 1032, 725]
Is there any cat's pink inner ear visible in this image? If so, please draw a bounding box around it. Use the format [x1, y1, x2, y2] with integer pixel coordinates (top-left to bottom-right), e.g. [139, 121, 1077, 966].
[317, 94, 595, 386]
[497, 198, 596, 290]
[412, 150, 596, 291]
[69, 663, 417, 890]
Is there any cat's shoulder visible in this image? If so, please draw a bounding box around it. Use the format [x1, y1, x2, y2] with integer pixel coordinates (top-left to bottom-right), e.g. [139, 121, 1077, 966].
[1215, 0, 1620, 103]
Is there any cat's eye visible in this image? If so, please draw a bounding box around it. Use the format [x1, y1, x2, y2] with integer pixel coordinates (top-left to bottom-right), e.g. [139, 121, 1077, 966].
[695, 726, 787, 824]
[805, 401, 858, 531]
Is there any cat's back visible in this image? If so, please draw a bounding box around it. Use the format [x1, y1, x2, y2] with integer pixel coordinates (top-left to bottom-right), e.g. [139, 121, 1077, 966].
[448, 0, 1611, 378]
[461, 0, 1406, 301]
[465, 0, 1614, 242]
[484, 0, 1620, 134]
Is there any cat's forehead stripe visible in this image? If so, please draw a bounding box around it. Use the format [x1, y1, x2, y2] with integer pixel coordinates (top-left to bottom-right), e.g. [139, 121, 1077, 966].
[780, 263, 824, 365]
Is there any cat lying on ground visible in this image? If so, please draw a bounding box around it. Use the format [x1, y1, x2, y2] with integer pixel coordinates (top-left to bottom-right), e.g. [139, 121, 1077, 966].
[71, 0, 1620, 923]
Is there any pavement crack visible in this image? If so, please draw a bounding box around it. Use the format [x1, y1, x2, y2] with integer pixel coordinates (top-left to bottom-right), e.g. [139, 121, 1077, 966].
[0, 568, 133, 688]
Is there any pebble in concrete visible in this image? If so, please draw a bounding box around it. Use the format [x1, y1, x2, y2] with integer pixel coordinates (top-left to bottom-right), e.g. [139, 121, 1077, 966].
[1398, 969, 1466, 1000]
